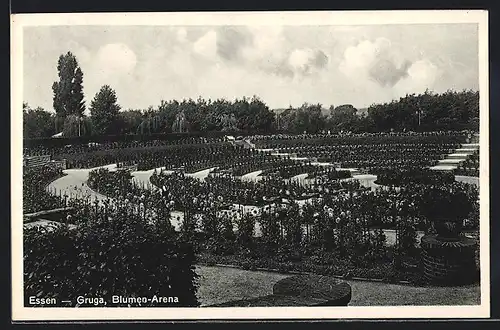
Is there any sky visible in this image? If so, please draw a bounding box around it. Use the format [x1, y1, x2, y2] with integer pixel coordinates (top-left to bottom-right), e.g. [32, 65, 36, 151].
[23, 24, 479, 113]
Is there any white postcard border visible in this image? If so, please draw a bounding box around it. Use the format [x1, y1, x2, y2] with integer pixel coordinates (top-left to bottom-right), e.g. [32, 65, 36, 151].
[11, 10, 490, 321]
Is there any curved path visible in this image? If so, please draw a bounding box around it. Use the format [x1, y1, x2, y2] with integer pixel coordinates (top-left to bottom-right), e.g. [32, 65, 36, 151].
[46, 164, 118, 202]
[131, 167, 171, 190]
[186, 167, 217, 181]
[240, 170, 263, 182]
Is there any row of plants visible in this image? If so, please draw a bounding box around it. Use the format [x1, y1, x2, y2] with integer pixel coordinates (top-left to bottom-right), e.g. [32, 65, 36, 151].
[307, 168, 352, 180]
[261, 164, 321, 180]
[150, 169, 361, 209]
[283, 144, 458, 169]
[197, 248, 423, 285]
[58, 143, 276, 172]
[373, 168, 455, 186]
[106, 165, 478, 239]
[454, 168, 480, 177]
[252, 133, 467, 148]
[23, 165, 66, 213]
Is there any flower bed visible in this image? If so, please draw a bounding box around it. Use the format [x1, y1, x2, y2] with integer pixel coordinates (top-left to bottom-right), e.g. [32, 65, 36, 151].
[373, 168, 455, 186]
[23, 165, 67, 213]
[197, 248, 426, 285]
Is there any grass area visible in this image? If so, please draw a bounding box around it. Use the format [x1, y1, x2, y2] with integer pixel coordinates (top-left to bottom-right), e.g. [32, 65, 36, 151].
[195, 266, 481, 306]
[195, 265, 287, 306]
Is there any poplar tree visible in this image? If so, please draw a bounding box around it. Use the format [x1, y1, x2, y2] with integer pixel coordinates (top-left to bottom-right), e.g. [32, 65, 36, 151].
[52, 52, 86, 123]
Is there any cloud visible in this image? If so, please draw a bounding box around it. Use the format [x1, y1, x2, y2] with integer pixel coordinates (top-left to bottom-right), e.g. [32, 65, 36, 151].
[394, 59, 440, 95]
[369, 58, 412, 87]
[288, 48, 329, 76]
[95, 43, 137, 76]
[191, 26, 329, 79]
[239, 25, 290, 75]
[193, 30, 217, 60]
[66, 40, 92, 64]
[22, 25, 479, 112]
[215, 26, 253, 63]
[339, 37, 413, 87]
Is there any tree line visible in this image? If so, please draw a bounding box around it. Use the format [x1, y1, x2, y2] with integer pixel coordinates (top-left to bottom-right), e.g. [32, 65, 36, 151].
[23, 52, 479, 140]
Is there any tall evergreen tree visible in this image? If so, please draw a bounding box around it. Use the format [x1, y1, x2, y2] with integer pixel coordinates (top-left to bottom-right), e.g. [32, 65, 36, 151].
[89, 85, 121, 135]
[52, 52, 86, 122]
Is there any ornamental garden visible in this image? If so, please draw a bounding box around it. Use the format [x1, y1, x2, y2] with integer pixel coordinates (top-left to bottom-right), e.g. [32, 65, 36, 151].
[22, 128, 480, 307]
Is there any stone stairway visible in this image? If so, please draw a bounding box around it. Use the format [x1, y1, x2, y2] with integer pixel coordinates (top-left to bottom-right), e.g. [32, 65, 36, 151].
[429, 142, 479, 172]
[242, 135, 480, 176]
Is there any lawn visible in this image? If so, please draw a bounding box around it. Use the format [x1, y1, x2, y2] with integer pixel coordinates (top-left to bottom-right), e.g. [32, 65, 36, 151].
[195, 266, 480, 307]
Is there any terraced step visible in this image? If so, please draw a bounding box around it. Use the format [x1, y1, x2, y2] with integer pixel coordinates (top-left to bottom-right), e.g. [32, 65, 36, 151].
[290, 156, 309, 161]
[446, 153, 471, 159]
[271, 152, 291, 157]
[455, 148, 479, 153]
[438, 158, 465, 164]
[430, 164, 458, 171]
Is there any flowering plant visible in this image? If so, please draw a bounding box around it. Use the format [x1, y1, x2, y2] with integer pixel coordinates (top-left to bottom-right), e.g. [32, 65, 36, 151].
[419, 184, 474, 239]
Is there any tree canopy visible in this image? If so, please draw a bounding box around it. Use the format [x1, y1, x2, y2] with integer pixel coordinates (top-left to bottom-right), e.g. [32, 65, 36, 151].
[23, 103, 56, 139]
[89, 85, 121, 135]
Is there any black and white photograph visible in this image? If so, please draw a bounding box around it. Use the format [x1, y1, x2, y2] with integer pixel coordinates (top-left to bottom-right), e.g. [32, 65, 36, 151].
[11, 10, 489, 320]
